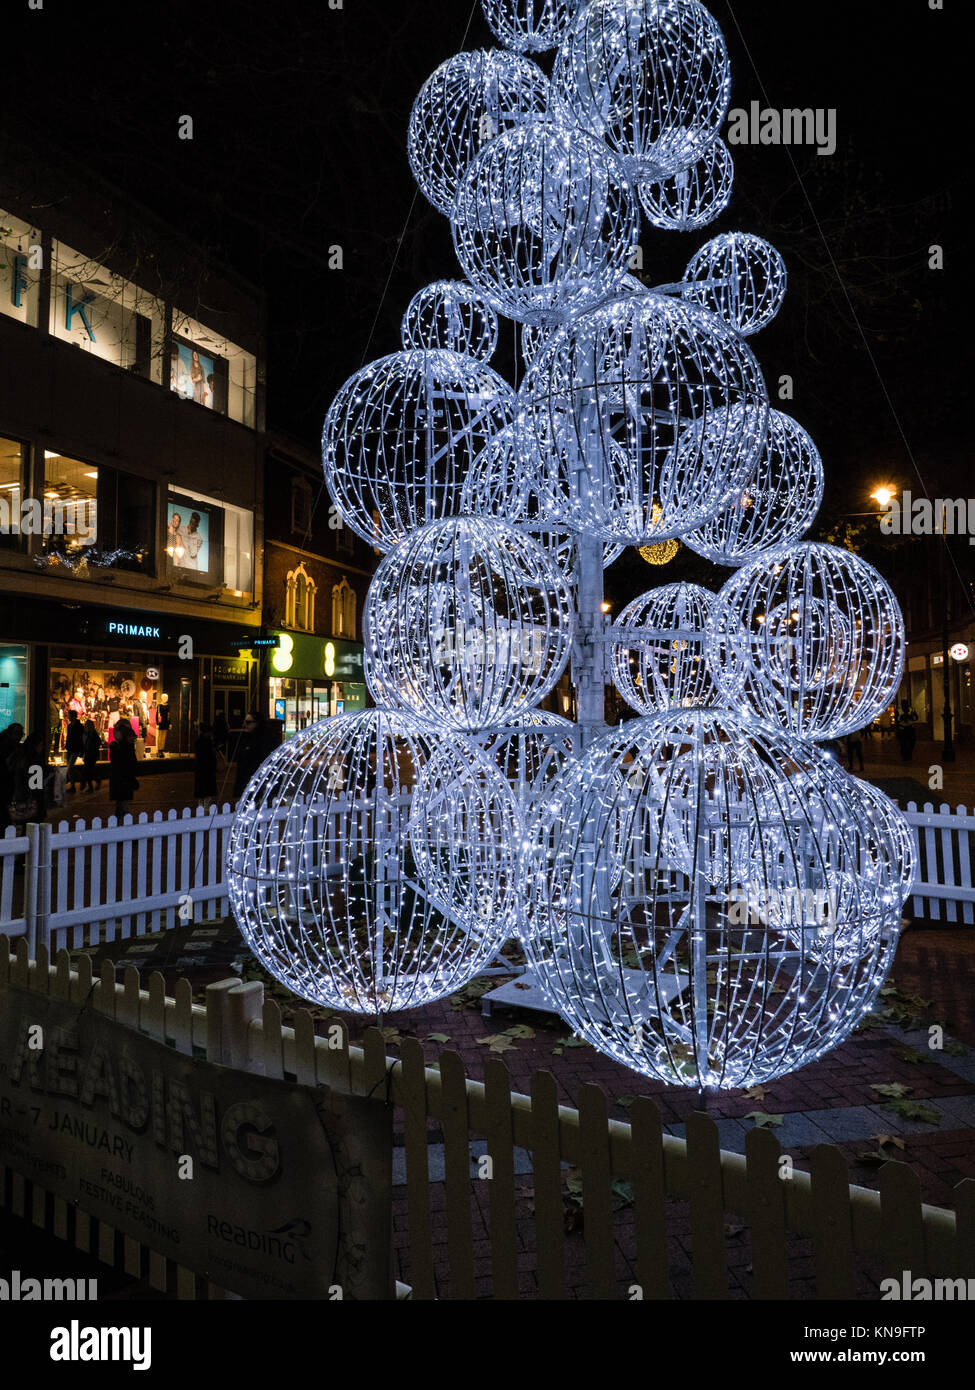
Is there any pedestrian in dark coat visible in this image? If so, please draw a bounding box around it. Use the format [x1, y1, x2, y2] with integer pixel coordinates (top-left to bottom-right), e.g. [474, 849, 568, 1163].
[0, 722, 24, 831]
[194, 723, 218, 802]
[109, 718, 139, 818]
[7, 731, 47, 830]
[80, 720, 102, 792]
[64, 710, 85, 790]
[233, 711, 268, 798]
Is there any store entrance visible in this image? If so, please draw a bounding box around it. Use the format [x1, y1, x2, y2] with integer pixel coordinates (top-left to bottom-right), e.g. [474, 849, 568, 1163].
[213, 685, 248, 731]
[48, 649, 166, 762]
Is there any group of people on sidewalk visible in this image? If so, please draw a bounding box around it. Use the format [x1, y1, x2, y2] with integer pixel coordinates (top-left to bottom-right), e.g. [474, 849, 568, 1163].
[1, 709, 280, 830]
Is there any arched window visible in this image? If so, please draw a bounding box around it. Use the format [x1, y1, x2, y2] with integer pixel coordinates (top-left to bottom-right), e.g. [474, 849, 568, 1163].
[332, 577, 356, 637]
[285, 563, 316, 632]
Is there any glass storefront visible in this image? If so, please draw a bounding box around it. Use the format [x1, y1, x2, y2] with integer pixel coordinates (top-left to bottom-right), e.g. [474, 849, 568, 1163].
[0, 643, 28, 729]
[264, 630, 365, 736]
[47, 651, 167, 760]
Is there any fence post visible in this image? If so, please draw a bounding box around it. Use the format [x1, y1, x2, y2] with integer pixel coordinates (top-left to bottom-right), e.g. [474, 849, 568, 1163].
[24, 822, 52, 955]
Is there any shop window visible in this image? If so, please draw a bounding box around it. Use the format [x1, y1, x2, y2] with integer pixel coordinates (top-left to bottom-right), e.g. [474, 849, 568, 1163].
[332, 578, 356, 638]
[0, 643, 28, 729]
[291, 477, 313, 535]
[170, 311, 257, 428]
[286, 563, 316, 632]
[49, 241, 165, 382]
[39, 452, 154, 575]
[0, 436, 27, 551]
[166, 484, 254, 595]
[0, 209, 41, 328]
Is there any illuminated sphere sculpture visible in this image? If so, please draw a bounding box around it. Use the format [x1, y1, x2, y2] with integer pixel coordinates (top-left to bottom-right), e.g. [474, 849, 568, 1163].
[401, 280, 499, 362]
[475, 707, 576, 810]
[481, 0, 576, 53]
[451, 118, 637, 325]
[521, 710, 904, 1089]
[708, 542, 906, 740]
[552, 0, 731, 180]
[638, 139, 735, 232]
[226, 710, 522, 1014]
[682, 231, 788, 336]
[460, 423, 622, 573]
[684, 410, 824, 566]
[408, 49, 551, 216]
[611, 582, 732, 714]
[321, 349, 515, 550]
[521, 291, 768, 544]
[363, 516, 575, 730]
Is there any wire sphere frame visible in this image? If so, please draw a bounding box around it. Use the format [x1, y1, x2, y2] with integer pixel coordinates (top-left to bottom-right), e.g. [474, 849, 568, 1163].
[226, 709, 524, 1015]
[521, 709, 909, 1090]
[708, 542, 907, 741]
[363, 515, 576, 731]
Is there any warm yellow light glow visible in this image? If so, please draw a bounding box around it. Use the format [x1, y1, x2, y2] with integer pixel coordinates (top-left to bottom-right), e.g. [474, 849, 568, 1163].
[871, 486, 894, 508]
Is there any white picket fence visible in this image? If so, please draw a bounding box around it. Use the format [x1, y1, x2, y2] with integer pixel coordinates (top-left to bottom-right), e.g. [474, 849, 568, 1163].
[1, 797, 974, 955]
[0, 805, 235, 951]
[905, 801, 975, 924]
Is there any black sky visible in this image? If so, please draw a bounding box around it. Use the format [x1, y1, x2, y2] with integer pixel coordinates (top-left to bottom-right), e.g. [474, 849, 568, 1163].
[2, 0, 966, 519]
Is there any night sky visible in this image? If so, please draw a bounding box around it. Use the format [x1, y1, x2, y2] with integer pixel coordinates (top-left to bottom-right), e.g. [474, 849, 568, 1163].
[2, 0, 965, 568]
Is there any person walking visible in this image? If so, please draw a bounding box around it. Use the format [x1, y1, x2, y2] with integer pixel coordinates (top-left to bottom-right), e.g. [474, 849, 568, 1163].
[64, 709, 85, 791]
[845, 730, 865, 773]
[194, 722, 218, 808]
[0, 722, 25, 831]
[212, 711, 230, 765]
[7, 730, 48, 832]
[109, 718, 139, 819]
[895, 698, 918, 763]
[79, 719, 103, 792]
[232, 710, 268, 799]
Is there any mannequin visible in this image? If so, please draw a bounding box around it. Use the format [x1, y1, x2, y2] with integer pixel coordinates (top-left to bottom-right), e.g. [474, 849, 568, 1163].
[155, 694, 171, 756]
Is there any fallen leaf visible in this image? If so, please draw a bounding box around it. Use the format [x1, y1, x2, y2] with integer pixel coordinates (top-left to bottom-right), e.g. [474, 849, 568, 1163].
[501, 1023, 535, 1039]
[558, 1035, 589, 1049]
[743, 1085, 767, 1102]
[551, 1046, 564, 1056]
[897, 1048, 931, 1065]
[881, 1099, 940, 1124]
[870, 1082, 912, 1099]
[870, 1133, 906, 1151]
[855, 1149, 892, 1167]
[424, 1032, 450, 1044]
[943, 1042, 968, 1057]
[475, 1033, 518, 1053]
[379, 1027, 401, 1046]
[745, 1111, 784, 1129]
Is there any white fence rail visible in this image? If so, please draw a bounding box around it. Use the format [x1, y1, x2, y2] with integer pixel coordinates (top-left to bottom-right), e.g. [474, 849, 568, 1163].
[1, 797, 974, 955]
[904, 801, 975, 924]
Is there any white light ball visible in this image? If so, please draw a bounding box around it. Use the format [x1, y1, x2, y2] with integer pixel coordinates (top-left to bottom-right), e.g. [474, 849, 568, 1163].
[451, 117, 638, 325]
[460, 422, 623, 574]
[611, 582, 735, 713]
[401, 280, 499, 362]
[481, 0, 577, 53]
[322, 349, 515, 551]
[521, 291, 769, 545]
[708, 542, 906, 740]
[226, 710, 522, 1014]
[552, 0, 732, 181]
[522, 710, 903, 1089]
[638, 139, 734, 232]
[363, 516, 575, 731]
[683, 411, 824, 566]
[474, 707, 576, 809]
[682, 232, 788, 336]
[408, 49, 551, 216]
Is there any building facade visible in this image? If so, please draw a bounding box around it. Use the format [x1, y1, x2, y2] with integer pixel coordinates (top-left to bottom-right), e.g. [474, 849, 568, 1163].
[0, 137, 266, 757]
[260, 432, 374, 737]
